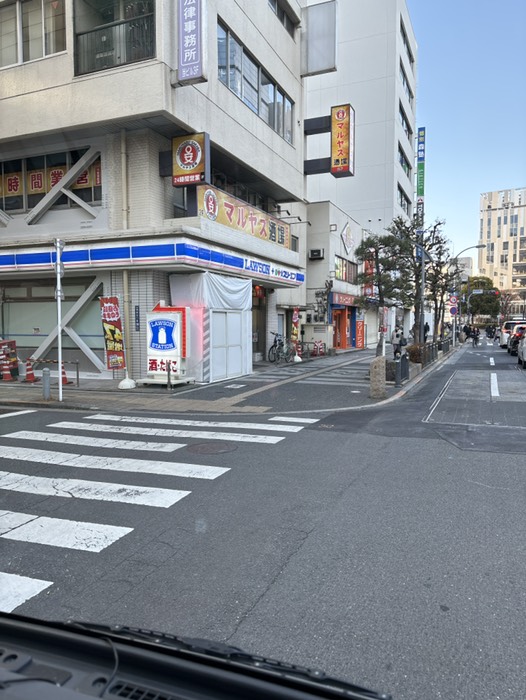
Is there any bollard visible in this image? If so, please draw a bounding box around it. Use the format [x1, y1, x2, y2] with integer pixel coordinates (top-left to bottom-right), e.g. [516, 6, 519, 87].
[42, 367, 51, 400]
[167, 362, 172, 391]
[395, 356, 402, 387]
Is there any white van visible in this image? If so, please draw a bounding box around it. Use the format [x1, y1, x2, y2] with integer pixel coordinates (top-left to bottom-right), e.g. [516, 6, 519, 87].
[500, 320, 526, 348]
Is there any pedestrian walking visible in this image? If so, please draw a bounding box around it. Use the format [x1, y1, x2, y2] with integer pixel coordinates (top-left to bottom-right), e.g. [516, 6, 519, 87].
[424, 322, 430, 342]
[391, 326, 401, 357]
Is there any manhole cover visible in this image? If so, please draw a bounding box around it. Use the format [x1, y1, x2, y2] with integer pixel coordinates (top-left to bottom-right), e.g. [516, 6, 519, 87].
[186, 442, 238, 455]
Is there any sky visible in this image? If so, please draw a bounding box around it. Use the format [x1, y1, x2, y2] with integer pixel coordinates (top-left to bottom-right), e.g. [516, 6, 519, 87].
[405, 0, 526, 258]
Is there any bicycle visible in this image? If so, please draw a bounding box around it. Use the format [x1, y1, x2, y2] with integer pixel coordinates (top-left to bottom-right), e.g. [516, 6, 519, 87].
[268, 332, 295, 364]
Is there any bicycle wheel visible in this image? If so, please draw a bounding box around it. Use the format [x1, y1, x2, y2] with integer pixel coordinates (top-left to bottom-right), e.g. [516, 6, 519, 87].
[268, 345, 276, 362]
[285, 343, 295, 362]
[275, 346, 284, 364]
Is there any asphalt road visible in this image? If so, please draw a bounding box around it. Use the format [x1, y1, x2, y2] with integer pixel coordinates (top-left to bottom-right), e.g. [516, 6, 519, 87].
[1, 337, 525, 700]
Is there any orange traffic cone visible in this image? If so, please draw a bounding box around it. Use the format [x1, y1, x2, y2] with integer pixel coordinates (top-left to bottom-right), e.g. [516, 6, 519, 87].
[61, 361, 72, 385]
[1, 357, 13, 382]
[23, 358, 39, 383]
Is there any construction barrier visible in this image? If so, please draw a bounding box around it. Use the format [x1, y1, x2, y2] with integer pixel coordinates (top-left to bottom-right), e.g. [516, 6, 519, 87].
[27, 359, 80, 387]
[23, 359, 39, 383]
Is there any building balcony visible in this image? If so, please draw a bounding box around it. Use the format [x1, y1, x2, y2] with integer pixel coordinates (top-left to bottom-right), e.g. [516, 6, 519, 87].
[75, 14, 155, 76]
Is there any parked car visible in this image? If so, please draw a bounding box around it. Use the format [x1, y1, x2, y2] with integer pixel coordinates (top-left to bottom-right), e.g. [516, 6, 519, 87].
[517, 334, 526, 366]
[508, 324, 526, 355]
[500, 320, 526, 348]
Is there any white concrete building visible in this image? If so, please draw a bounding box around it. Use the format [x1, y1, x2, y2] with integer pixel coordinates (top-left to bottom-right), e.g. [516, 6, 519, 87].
[304, 0, 418, 348]
[1, 0, 328, 383]
[478, 188, 526, 315]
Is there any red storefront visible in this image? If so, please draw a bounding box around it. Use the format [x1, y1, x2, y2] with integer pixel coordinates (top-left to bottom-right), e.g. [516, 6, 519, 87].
[330, 292, 364, 350]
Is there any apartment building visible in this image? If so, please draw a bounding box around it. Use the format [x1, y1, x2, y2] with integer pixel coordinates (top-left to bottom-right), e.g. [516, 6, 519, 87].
[304, 0, 417, 349]
[479, 188, 526, 315]
[0, 0, 334, 383]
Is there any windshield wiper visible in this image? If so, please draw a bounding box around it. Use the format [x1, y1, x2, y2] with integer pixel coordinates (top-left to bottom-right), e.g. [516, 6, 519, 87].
[64, 621, 392, 700]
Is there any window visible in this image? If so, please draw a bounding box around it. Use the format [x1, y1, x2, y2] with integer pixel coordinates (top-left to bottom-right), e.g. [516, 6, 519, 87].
[398, 103, 412, 141]
[218, 22, 294, 144]
[397, 184, 411, 216]
[400, 18, 414, 67]
[398, 144, 412, 178]
[0, 150, 102, 213]
[268, 0, 296, 37]
[0, 0, 65, 67]
[291, 235, 299, 252]
[399, 61, 413, 105]
[334, 256, 358, 283]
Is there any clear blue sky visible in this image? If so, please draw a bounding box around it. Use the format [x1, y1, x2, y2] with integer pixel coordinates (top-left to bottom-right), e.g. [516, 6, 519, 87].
[406, 0, 526, 257]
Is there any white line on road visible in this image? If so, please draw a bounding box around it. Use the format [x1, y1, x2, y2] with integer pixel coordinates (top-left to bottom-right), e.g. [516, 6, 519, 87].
[0, 471, 190, 507]
[268, 416, 319, 423]
[87, 414, 303, 433]
[0, 509, 132, 552]
[4, 430, 185, 453]
[0, 445, 228, 480]
[50, 421, 284, 444]
[0, 571, 52, 613]
[490, 373, 500, 397]
[0, 410, 36, 419]
[490, 357, 495, 366]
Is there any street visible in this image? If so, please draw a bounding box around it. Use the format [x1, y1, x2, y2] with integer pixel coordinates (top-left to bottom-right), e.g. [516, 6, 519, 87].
[1, 339, 526, 700]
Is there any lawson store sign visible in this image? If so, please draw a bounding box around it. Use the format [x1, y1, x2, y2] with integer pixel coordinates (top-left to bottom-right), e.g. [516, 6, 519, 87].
[0, 238, 304, 286]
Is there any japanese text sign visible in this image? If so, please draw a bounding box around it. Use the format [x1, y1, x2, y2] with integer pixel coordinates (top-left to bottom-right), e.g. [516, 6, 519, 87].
[100, 296, 126, 370]
[331, 104, 355, 178]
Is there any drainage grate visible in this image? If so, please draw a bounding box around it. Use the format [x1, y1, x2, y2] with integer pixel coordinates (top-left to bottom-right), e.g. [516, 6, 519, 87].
[109, 682, 183, 700]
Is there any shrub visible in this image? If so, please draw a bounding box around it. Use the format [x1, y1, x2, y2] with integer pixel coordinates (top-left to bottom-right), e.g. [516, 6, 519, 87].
[406, 343, 424, 363]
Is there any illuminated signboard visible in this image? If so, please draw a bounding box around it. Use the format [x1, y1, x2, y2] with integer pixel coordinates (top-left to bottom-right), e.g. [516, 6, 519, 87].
[331, 104, 355, 178]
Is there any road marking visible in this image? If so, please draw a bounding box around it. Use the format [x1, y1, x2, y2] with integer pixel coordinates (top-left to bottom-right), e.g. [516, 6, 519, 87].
[0, 572, 53, 613]
[0, 510, 132, 552]
[0, 445, 228, 480]
[423, 371, 457, 423]
[50, 421, 284, 444]
[490, 373, 500, 397]
[268, 416, 319, 424]
[490, 357, 495, 366]
[0, 410, 36, 419]
[0, 471, 190, 507]
[87, 414, 302, 433]
[3, 430, 185, 453]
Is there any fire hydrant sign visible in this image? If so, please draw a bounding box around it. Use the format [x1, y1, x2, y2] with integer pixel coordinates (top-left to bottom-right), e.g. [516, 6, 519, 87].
[146, 308, 187, 378]
[100, 296, 126, 370]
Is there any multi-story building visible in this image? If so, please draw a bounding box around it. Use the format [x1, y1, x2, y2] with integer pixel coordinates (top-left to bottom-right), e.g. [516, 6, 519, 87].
[479, 188, 526, 315]
[303, 0, 417, 349]
[1, 0, 340, 384]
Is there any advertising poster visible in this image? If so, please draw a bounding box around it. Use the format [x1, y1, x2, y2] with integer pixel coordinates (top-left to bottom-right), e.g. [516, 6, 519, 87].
[100, 296, 126, 370]
[291, 307, 300, 341]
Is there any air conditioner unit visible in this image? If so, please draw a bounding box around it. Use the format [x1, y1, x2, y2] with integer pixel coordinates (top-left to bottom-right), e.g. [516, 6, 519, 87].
[309, 248, 324, 260]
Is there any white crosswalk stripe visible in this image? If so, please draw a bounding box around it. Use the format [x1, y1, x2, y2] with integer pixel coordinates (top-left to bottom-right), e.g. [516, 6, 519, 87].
[4, 430, 185, 452]
[87, 414, 305, 432]
[0, 412, 316, 612]
[0, 471, 190, 507]
[0, 572, 53, 613]
[49, 420, 285, 444]
[0, 510, 132, 552]
[0, 445, 228, 479]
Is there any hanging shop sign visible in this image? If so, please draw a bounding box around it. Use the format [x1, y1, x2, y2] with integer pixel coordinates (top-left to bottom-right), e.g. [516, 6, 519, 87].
[177, 0, 206, 85]
[198, 185, 290, 249]
[330, 104, 355, 178]
[172, 132, 210, 186]
[146, 304, 189, 380]
[355, 320, 365, 349]
[99, 296, 126, 370]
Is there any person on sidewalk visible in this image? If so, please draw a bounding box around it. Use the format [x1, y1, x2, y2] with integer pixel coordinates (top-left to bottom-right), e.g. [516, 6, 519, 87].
[391, 326, 401, 357]
[424, 322, 430, 342]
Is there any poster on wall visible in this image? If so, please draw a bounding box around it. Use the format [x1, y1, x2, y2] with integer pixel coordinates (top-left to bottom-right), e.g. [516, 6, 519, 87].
[100, 296, 126, 370]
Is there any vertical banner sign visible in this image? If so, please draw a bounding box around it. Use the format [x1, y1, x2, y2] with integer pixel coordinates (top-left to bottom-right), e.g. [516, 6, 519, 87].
[355, 320, 365, 349]
[291, 307, 300, 341]
[416, 127, 426, 226]
[100, 297, 126, 370]
[363, 257, 375, 297]
[330, 104, 355, 178]
[178, 0, 206, 84]
[172, 132, 210, 186]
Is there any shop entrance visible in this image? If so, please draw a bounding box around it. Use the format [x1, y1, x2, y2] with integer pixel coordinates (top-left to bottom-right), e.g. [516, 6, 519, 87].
[333, 309, 346, 349]
[251, 286, 267, 361]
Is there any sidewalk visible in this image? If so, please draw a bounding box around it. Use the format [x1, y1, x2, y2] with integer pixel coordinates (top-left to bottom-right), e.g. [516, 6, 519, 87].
[0, 345, 456, 415]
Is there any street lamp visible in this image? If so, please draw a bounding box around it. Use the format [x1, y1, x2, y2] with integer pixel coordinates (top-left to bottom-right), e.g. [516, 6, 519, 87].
[450, 244, 486, 342]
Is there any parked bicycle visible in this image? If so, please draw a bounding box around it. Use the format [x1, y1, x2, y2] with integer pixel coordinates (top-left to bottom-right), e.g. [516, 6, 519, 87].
[268, 332, 295, 363]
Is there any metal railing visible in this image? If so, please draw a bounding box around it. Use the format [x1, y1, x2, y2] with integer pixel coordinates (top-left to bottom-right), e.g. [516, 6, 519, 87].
[76, 14, 155, 75]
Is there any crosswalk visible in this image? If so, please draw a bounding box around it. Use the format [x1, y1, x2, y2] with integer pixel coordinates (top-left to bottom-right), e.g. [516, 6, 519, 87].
[0, 410, 318, 613]
[244, 363, 370, 389]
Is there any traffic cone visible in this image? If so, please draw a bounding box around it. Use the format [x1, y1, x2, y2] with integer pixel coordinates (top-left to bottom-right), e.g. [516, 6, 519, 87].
[23, 358, 39, 383]
[1, 357, 13, 382]
[61, 362, 72, 385]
